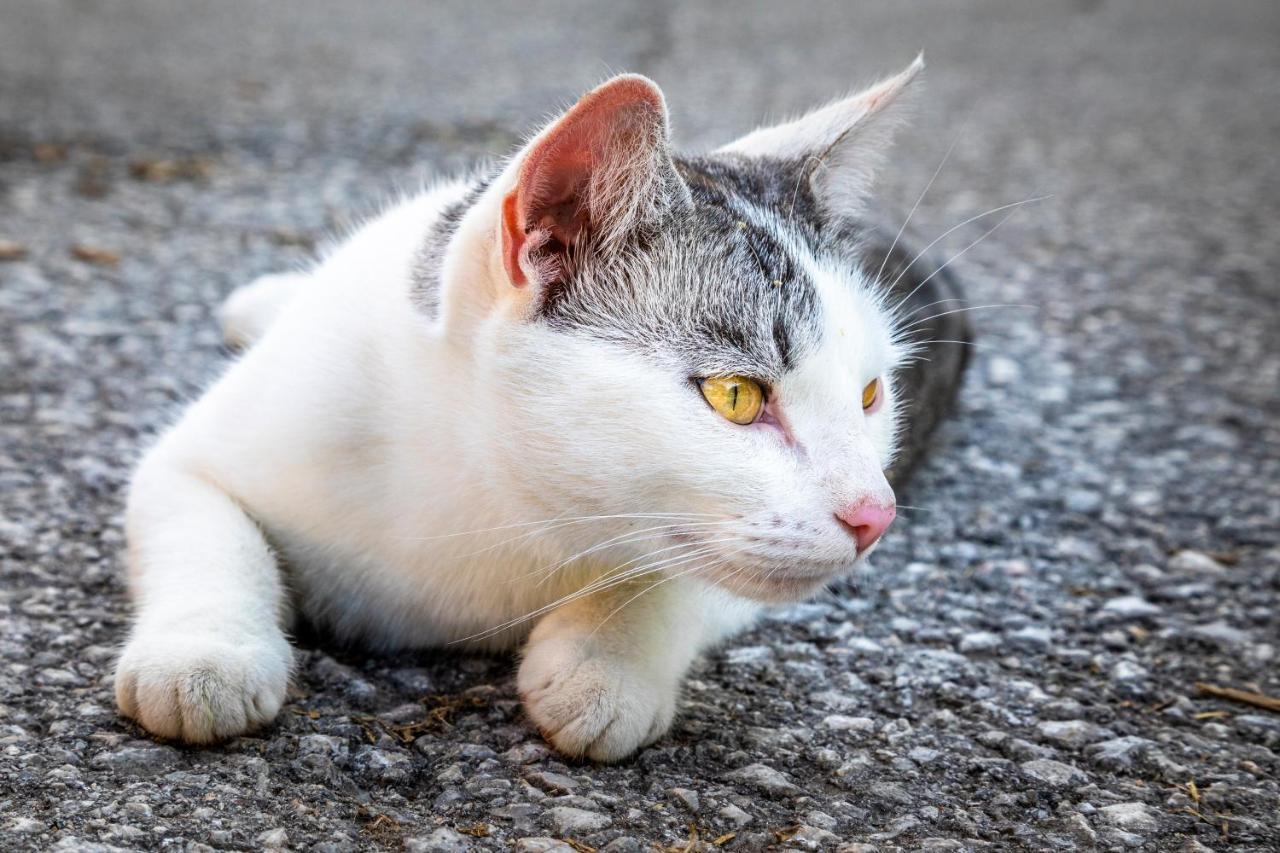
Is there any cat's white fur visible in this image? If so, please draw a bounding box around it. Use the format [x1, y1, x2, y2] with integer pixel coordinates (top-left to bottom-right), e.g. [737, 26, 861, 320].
[115, 63, 918, 760]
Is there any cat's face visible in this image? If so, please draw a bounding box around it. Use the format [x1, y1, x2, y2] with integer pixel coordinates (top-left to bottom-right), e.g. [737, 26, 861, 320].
[449, 64, 921, 602]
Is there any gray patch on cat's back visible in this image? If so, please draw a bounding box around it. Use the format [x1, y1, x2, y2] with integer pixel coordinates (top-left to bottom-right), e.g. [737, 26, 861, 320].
[410, 174, 494, 318]
[860, 218, 972, 487]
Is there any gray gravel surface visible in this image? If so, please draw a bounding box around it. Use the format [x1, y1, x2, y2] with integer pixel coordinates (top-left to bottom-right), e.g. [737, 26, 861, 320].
[3, 1, 1279, 850]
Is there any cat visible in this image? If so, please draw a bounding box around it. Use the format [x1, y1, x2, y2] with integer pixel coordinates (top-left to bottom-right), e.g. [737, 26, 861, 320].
[113, 57, 970, 761]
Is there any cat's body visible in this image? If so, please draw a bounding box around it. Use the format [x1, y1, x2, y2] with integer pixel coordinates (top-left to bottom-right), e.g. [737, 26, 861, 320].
[115, 62, 969, 760]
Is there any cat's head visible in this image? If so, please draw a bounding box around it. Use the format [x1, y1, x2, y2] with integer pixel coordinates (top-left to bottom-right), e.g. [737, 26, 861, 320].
[442, 59, 922, 602]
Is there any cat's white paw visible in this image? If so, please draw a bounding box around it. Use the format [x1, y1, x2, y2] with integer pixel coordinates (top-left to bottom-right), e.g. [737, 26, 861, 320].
[114, 630, 292, 744]
[518, 631, 677, 762]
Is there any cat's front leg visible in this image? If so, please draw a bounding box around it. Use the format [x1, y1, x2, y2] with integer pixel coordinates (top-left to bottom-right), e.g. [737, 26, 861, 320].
[518, 577, 758, 761]
[114, 448, 293, 744]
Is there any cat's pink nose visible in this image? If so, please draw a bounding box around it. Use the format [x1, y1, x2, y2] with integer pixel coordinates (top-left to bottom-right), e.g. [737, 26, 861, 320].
[835, 500, 897, 553]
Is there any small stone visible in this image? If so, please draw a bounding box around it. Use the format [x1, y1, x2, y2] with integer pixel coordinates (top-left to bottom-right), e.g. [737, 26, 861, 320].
[667, 787, 700, 813]
[1235, 714, 1280, 745]
[544, 806, 611, 835]
[405, 828, 470, 853]
[1167, 550, 1227, 574]
[1021, 758, 1089, 787]
[1036, 719, 1105, 749]
[1110, 660, 1149, 687]
[723, 762, 801, 797]
[351, 746, 412, 783]
[515, 840, 576, 853]
[889, 616, 921, 635]
[880, 718, 913, 743]
[1063, 489, 1103, 514]
[525, 770, 578, 795]
[1061, 812, 1097, 845]
[725, 645, 774, 664]
[344, 678, 378, 706]
[1088, 736, 1155, 770]
[867, 781, 915, 806]
[987, 356, 1021, 385]
[1097, 802, 1161, 832]
[9, 817, 45, 834]
[846, 637, 884, 655]
[822, 715, 875, 732]
[88, 744, 181, 777]
[256, 828, 289, 849]
[599, 839, 645, 853]
[718, 804, 753, 827]
[1190, 621, 1250, 648]
[958, 631, 1003, 654]
[503, 743, 552, 764]
[787, 824, 840, 849]
[908, 747, 941, 764]
[123, 801, 153, 820]
[871, 814, 921, 840]
[298, 734, 345, 756]
[746, 725, 812, 749]
[1101, 629, 1130, 649]
[811, 690, 859, 711]
[1007, 626, 1052, 652]
[210, 830, 239, 847]
[1099, 595, 1162, 621]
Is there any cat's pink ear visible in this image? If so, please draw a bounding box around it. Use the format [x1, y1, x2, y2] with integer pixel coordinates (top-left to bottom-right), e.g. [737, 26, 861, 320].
[502, 75, 683, 289]
[718, 55, 924, 215]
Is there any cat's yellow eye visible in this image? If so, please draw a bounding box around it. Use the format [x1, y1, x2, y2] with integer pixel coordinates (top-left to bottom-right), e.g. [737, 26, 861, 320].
[862, 377, 881, 410]
[700, 376, 764, 425]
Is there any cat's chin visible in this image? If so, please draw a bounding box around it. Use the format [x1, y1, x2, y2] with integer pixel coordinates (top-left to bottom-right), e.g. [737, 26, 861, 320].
[709, 567, 843, 604]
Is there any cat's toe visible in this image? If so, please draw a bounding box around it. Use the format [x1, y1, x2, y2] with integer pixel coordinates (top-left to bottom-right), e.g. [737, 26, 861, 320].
[518, 641, 676, 762]
[114, 632, 292, 744]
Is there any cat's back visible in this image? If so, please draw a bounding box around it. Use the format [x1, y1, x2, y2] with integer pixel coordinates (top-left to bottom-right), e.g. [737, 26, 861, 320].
[147, 179, 474, 536]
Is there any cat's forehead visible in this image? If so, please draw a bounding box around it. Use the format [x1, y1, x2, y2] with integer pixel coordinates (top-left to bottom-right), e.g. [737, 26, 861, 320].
[536, 154, 843, 379]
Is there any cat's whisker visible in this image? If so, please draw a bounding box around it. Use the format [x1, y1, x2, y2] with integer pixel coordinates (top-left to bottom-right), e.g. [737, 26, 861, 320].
[521, 519, 740, 586]
[894, 296, 966, 323]
[558, 537, 743, 602]
[528, 519, 737, 571]
[468, 545, 723, 641]
[589, 545, 736, 602]
[396, 511, 719, 543]
[874, 128, 964, 285]
[889, 206, 1025, 318]
[896, 338, 994, 366]
[586, 548, 748, 638]
[428, 513, 728, 563]
[544, 534, 746, 603]
[451, 537, 743, 644]
[886, 193, 1051, 303]
[900, 303, 1035, 331]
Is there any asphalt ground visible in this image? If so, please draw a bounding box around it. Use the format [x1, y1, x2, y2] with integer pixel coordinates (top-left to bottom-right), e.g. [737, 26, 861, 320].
[1, 1, 1278, 850]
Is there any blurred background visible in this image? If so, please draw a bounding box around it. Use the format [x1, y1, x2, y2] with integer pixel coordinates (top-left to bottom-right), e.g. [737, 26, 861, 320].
[1, 1, 1277, 850]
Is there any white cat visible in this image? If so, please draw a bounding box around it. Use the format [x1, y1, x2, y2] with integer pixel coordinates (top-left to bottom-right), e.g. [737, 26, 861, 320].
[115, 58, 943, 761]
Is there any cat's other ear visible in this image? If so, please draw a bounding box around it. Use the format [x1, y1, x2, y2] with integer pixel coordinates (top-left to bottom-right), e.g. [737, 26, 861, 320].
[718, 55, 924, 217]
[501, 74, 688, 289]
